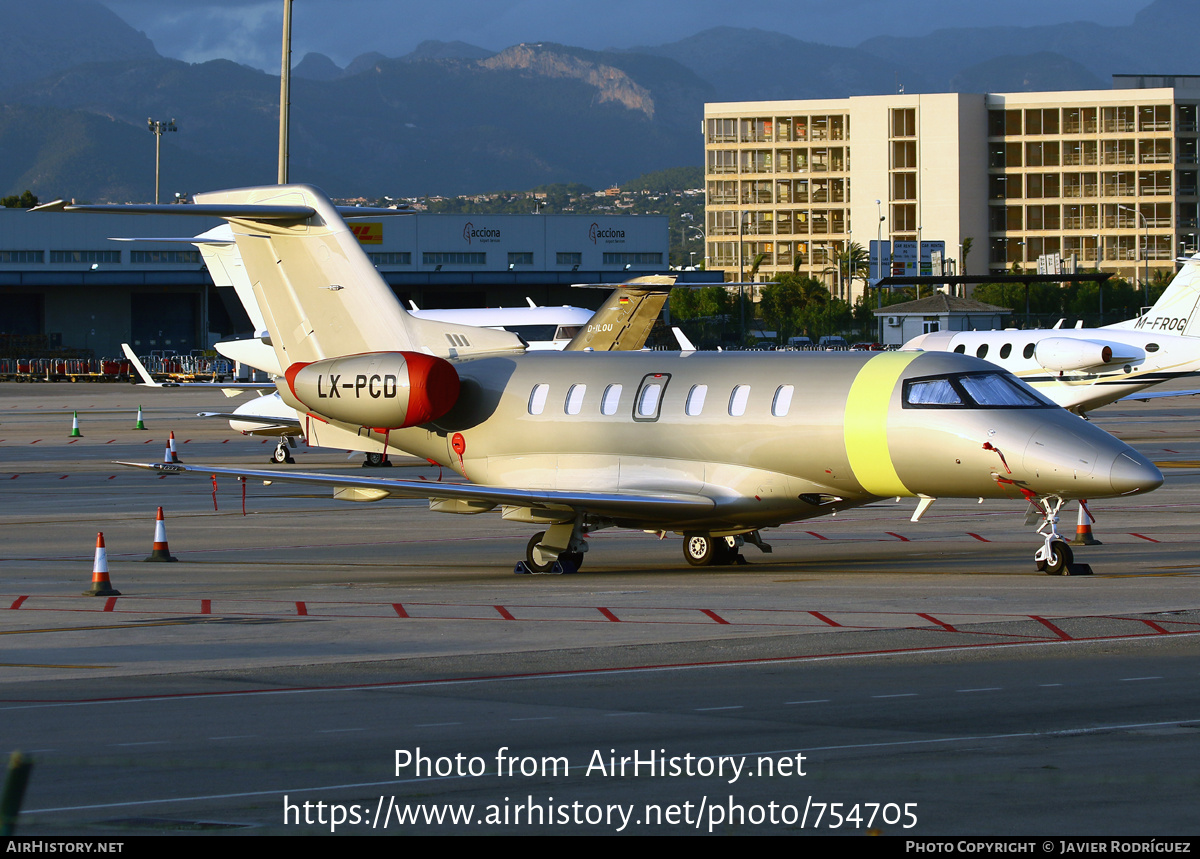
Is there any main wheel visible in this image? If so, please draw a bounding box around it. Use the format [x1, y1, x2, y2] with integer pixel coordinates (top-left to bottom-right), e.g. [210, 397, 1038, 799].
[684, 534, 715, 566]
[713, 537, 740, 565]
[364, 452, 385, 467]
[1037, 540, 1073, 575]
[525, 532, 555, 574]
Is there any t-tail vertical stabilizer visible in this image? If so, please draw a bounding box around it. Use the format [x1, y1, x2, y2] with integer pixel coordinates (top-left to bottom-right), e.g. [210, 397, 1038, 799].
[1117, 255, 1200, 337]
[195, 185, 523, 366]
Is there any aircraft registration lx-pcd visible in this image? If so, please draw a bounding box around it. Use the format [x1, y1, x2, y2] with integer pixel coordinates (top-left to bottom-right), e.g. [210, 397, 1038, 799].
[37, 186, 1162, 575]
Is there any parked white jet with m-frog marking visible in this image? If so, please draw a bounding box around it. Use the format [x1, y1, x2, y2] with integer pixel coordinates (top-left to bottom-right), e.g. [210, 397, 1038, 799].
[904, 256, 1200, 415]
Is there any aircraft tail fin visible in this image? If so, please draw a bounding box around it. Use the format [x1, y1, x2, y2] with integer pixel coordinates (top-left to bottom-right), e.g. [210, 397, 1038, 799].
[193, 185, 523, 366]
[563, 275, 675, 351]
[1120, 255, 1200, 337]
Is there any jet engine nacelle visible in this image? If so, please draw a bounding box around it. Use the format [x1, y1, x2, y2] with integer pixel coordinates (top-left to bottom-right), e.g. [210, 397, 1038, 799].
[1034, 337, 1120, 372]
[283, 352, 460, 429]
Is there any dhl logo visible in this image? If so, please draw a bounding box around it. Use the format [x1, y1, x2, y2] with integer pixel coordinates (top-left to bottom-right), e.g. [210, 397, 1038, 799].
[349, 223, 383, 245]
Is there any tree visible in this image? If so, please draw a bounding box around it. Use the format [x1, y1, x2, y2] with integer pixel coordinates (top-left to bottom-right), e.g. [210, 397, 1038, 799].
[961, 237, 973, 274]
[1, 190, 38, 209]
[837, 241, 868, 295]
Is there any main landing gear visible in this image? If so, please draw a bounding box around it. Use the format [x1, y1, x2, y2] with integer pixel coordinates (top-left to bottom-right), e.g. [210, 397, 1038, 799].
[1031, 496, 1091, 576]
[515, 519, 589, 575]
[362, 452, 393, 468]
[682, 531, 771, 566]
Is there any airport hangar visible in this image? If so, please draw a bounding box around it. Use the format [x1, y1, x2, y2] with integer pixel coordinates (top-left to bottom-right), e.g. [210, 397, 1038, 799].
[0, 207, 716, 360]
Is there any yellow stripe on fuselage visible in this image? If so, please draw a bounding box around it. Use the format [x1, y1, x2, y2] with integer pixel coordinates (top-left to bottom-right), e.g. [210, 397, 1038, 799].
[844, 351, 920, 497]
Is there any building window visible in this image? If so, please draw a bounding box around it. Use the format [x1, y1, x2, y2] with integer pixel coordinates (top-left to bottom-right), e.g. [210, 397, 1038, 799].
[508, 252, 533, 266]
[422, 252, 485, 265]
[556, 252, 582, 266]
[368, 252, 411, 265]
[0, 250, 44, 263]
[891, 108, 916, 138]
[130, 250, 201, 264]
[603, 252, 662, 266]
[50, 250, 121, 264]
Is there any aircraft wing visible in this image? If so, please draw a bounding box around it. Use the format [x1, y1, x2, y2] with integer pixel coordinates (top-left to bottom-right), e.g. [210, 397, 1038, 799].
[116, 461, 717, 519]
[197, 411, 303, 429]
[1119, 388, 1200, 403]
[121, 344, 273, 390]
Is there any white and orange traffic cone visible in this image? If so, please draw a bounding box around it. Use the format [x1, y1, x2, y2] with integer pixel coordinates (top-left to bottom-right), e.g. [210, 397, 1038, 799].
[83, 532, 121, 596]
[1069, 499, 1102, 546]
[144, 507, 178, 562]
[69, 411, 82, 438]
[168, 431, 180, 462]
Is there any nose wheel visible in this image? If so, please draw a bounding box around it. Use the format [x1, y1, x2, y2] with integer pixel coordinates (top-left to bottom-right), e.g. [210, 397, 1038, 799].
[1031, 496, 1090, 576]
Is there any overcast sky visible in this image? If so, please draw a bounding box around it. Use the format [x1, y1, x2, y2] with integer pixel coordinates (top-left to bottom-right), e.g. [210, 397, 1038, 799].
[103, 0, 1147, 72]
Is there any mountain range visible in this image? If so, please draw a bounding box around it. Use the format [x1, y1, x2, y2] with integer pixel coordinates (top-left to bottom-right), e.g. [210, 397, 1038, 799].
[0, 0, 1195, 202]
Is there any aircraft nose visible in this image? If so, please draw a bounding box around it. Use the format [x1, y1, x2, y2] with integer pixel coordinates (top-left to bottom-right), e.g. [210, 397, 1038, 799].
[1108, 451, 1163, 496]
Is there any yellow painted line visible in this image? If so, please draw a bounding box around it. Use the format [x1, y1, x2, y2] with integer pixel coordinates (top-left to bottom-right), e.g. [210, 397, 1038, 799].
[844, 352, 919, 497]
[1154, 461, 1200, 468]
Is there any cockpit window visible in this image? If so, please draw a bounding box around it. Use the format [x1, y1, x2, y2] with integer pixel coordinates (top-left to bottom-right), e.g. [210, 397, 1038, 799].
[903, 372, 1053, 409]
[905, 378, 964, 406]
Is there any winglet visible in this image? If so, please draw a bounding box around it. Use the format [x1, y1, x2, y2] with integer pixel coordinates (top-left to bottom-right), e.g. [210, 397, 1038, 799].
[121, 344, 162, 387]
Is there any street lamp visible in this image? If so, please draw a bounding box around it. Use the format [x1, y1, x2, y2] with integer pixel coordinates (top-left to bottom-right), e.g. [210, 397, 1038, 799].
[147, 118, 177, 204]
[1118, 204, 1149, 307]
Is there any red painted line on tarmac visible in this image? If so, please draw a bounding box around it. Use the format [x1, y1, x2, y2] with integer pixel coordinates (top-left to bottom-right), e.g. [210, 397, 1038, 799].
[966, 533, 989, 542]
[222, 439, 229, 443]
[184, 439, 191, 443]
[598, 607, 621, 622]
[1031, 616, 1071, 640]
[809, 611, 841, 627]
[30, 440, 40, 444]
[805, 531, 827, 540]
[917, 612, 957, 632]
[886, 532, 909, 541]
[105, 439, 116, 444]
[295, 602, 308, 616]
[102, 598, 117, 612]
[58, 475, 67, 480]
[701, 609, 730, 624]
[1130, 533, 1160, 542]
[392, 603, 409, 618]
[143, 439, 155, 444]
[9, 475, 16, 479]
[107, 475, 115, 480]
[9, 596, 27, 610]
[67, 439, 78, 444]
[494, 605, 516, 620]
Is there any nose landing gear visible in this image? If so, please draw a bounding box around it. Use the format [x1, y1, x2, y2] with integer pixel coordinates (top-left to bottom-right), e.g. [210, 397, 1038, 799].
[1031, 496, 1092, 576]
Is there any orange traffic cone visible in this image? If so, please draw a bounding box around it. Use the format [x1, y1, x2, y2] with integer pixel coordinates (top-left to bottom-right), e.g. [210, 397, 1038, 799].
[1069, 499, 1102, 546]
[144, 507, 178, 562]
[168, 431, 180, 463]
[83, 532, 121, 596]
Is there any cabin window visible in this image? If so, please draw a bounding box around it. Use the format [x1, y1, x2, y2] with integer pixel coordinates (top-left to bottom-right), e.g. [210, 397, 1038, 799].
[999, 343, 1012, 359]
[976, 344, 989, 359]
[685, 385, 708, 416]
[729, 385, 751, 416]
[601, 384, 623, 415]
[565, 384, 586, 415]
[772, 385, 794, 416]
[634, 374, 670, 421]
[528, 384, 549, 415]
[1023, 343, 1036, 359]
[953, 344, 966, 354]
[1146, 343, 1159, 352]
[905, 378, 964, 406]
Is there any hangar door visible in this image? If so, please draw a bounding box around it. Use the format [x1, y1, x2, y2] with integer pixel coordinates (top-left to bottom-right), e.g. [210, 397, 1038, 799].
[130, 292, 199, 352]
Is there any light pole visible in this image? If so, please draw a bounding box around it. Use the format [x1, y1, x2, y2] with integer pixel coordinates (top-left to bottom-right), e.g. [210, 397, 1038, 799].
[1118, 204, 1149, 307]
[279, 0, 293, 184]
[147, 118, 177, 204]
